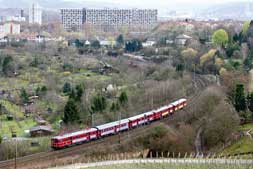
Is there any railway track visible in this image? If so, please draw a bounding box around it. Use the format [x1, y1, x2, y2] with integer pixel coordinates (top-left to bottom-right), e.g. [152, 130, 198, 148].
[0, 74, 211, 169]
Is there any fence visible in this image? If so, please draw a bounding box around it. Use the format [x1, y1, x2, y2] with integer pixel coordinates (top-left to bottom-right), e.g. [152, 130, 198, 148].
[42, 150, 253, 169]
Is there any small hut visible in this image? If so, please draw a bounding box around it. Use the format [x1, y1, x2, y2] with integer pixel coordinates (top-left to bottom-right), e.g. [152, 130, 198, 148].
[29, 126, 54, 137]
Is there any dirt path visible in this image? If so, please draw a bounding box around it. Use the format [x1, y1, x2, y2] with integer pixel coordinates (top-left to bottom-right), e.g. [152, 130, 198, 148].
[194, 127, 203, 155]
[249, 70, 253, 92]
[246, 129, 253, 140]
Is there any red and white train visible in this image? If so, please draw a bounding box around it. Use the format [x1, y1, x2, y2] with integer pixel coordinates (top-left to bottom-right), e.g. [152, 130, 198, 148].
[51, 98, 187, 149]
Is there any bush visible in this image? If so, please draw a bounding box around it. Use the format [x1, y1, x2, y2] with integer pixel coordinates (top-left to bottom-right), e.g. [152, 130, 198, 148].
[7, 115, 14, 121]
[63, 63, 73, 72]
[2, 55, 15, 76]
[125, 39, 142, 52]
[91, 40, 101, 49]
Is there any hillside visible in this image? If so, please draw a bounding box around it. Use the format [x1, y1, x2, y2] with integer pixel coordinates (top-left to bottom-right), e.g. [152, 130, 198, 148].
[198, 2, 253, 20]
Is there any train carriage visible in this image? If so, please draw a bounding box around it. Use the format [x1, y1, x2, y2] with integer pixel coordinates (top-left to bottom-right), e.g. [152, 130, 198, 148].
[96, 119, 130, 137]
[154, 105, 168, 119]
[51, 98, 187, 150]
[128, 113, 148, 128]
[179, 98, 187, 108]
[51, 128, 98, 149]
[167, 104, 174, 115]
[171, 99, 187, 111]
[51, 137, 71, 149]
[71, 128, 98, 143]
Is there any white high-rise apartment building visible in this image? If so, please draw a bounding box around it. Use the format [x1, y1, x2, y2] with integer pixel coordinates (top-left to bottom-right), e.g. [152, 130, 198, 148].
[60, 9, 84, 31]
[0, 22, 21, 38]
[29, 3, 42, 25]
[60, 8, 158, 32]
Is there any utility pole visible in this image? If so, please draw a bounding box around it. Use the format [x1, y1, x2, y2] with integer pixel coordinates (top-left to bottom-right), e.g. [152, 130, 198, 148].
[194, 64, 196, 88]
[118, 111, 121, 144]
[90, 111, 94, 127]
[14, 137, 17, 169]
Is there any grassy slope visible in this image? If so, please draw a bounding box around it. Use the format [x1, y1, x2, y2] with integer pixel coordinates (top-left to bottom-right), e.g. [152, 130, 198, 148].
[222, 124, 253, 155]
[0, 115, 36, 137]
[0, 100, 24, 118]
[222, 137, 253, 155]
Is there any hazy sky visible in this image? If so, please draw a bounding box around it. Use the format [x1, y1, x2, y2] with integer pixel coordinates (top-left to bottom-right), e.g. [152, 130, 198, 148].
[67, 0, 251, 8]
[65, 0, 253, 11]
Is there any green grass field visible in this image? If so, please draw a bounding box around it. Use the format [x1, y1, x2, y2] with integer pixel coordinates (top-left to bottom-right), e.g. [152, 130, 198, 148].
[83, 163, 253, 169]
[222, 123, 253, 156]
[222, 136, 253, 155]
[0, 100, 24, 118]
[0, 115, 36, 137]
[239, 124, 253, 131]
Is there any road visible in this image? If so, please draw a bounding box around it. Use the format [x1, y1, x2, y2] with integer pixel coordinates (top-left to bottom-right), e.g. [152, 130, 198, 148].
[51, 158, 253, 169]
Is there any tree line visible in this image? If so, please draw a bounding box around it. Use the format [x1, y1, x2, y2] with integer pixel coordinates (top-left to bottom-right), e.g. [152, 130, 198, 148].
[62, 82, 128, 125]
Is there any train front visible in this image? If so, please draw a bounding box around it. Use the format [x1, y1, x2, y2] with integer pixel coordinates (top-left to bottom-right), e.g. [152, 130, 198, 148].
[51, 137, 61, 150]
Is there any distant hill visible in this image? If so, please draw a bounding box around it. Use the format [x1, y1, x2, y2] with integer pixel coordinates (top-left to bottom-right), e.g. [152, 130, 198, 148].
[198, 2, 253, 20]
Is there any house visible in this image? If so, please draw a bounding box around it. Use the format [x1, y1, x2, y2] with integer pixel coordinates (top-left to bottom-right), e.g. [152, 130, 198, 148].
[166, 39, 174, 45]
[0, 38, 8, 46]
[85, 40, 91, 46]
[0, 22, 21, 38]
[36, 119, 47, 126]
[142, 38, 156, 47]
[142, 40, 156, 47]
[99, 39, 116, 47]
[35, 35, 46, 43]
[29, 125, 54, 137]
[175, 34, 192, 46]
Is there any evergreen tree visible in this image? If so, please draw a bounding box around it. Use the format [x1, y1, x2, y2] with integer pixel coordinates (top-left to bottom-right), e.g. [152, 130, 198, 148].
[244, 54, 253, 71]
[0, 103, 3, 115]
[119, 91, 128, 107]
[74, 39, 84, 48]
[41, 86, 48, 93]
[20, 88, 29, 104]
[91, 95, 107, 113]
[247, 20, 253, 37]
[30, 57, 39, 67]
[91, 40, 101, 49]
[63, 98, 80, 123]
[110, 102, 120, 112]
[125, 39, 142, 52]
[36, 86, 48, 96]
[2, 55, 15, 76]
[75, 84, 84, 102]
[116, 34, 124, 47]
[63, 82, 72, 94]
[176, 64, 185, 77]
[234, 84, 247, 112]
[247, 92, 253, 113]
[69, 89, 76, 100]
[63, 63, 73, 72]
